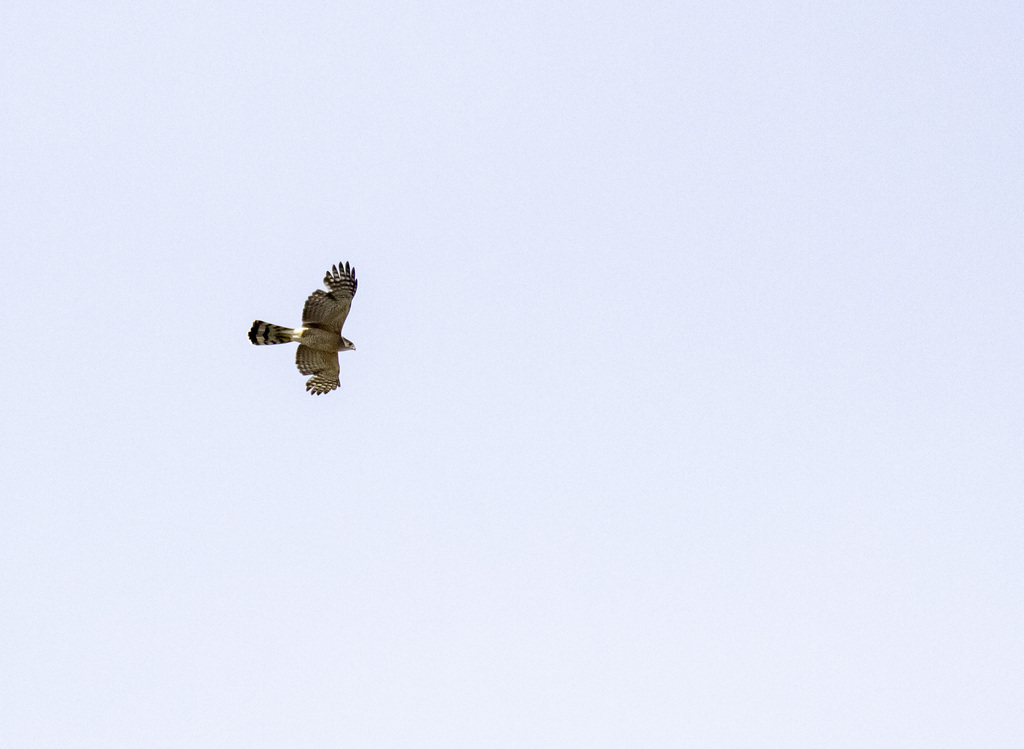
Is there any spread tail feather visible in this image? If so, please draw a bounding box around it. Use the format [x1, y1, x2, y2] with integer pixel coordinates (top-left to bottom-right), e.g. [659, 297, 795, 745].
[249, 320, 295, 345]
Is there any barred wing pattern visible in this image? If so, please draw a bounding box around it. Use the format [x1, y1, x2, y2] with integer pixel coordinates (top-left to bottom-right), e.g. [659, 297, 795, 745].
[302, 261, 358, 333]
[296, 345, 341, 395]
[249, 260, 357, 395]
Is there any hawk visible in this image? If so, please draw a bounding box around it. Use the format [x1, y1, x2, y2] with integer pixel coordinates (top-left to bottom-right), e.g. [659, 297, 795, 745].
[248, 261, 358, 395]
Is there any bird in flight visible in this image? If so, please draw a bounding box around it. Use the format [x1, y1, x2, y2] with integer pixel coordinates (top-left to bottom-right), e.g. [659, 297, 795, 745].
[248, 261, 358, 395]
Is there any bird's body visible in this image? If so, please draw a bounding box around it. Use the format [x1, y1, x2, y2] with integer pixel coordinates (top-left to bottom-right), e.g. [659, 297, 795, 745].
[248, 261, 358, 395]
[248, 322, 354, 352]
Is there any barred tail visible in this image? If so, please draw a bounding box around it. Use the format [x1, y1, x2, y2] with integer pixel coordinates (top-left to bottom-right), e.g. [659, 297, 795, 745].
[249, 320, 295, 345]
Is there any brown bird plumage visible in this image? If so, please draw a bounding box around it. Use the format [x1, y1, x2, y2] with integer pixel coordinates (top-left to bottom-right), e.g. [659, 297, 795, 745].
[248, 261, 358, 395]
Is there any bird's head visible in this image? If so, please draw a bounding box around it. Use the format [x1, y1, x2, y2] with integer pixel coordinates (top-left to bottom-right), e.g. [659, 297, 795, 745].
[341, 337, 356, 351]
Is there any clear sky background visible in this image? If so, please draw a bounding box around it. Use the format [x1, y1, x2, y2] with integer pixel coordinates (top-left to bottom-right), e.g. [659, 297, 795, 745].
[2, 2, 1022, 746]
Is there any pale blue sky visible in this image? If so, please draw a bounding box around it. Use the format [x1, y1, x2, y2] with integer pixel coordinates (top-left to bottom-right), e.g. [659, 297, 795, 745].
[2, 2, 1022, 746]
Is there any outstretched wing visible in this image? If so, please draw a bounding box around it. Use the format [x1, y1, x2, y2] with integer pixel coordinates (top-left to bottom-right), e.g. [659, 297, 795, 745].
[302, 261, 357, 334]
[296, 345, 340, 395]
